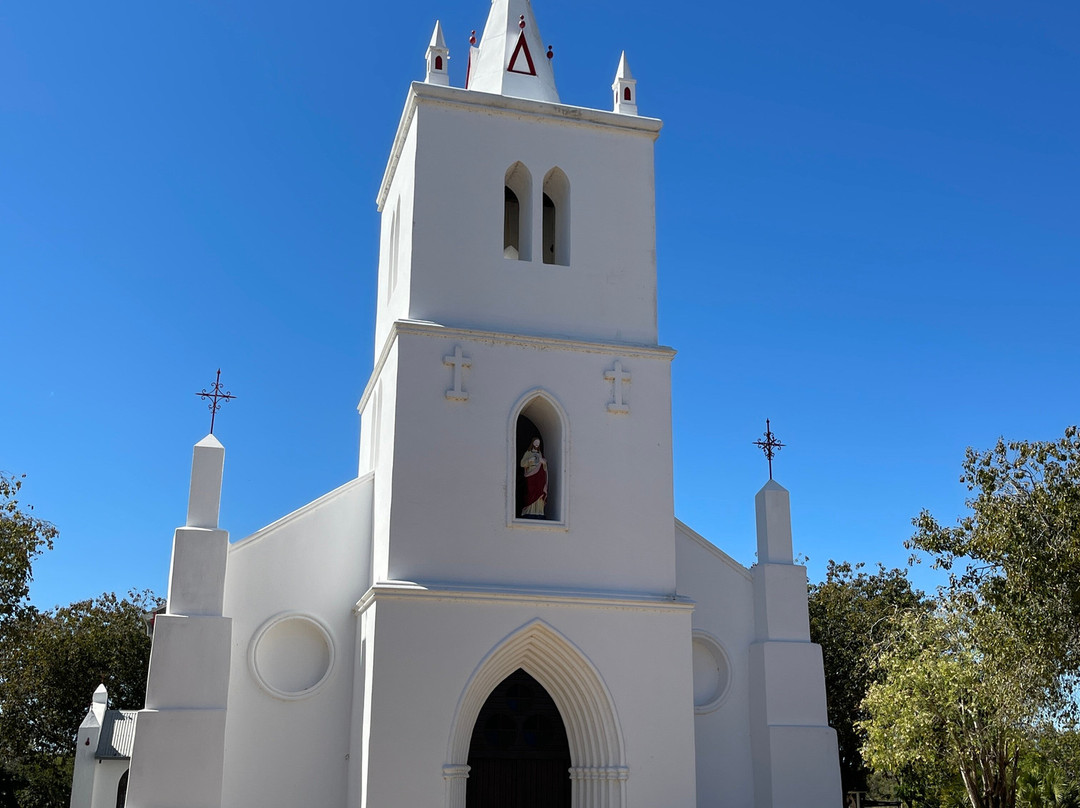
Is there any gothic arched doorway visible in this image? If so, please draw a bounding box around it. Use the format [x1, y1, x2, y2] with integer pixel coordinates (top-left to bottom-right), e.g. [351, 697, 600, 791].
[466, 668, 571, 808]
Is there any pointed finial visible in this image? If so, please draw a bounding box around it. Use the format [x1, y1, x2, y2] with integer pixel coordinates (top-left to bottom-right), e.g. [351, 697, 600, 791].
[467, 0, 560, 102]
[547, 45, 553, 60]
[470, 30, 477, 45]
[426, 20, 450, 85]
[612, 51, 638, 115]
[429, 20, 447, 50]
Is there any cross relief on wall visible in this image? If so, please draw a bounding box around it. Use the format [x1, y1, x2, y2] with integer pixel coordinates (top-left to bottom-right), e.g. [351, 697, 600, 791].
[444, 345, 472, 401]
[604, 360, 631, 414]
[440, 349, 633, 413]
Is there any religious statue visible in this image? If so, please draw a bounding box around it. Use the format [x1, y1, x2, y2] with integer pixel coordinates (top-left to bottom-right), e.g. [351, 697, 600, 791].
[519, 437, 548, 517]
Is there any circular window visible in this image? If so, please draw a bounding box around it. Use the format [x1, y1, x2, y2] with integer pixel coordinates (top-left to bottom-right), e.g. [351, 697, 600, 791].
[691, 631, 732, 713]
[249, 613, 335, 700]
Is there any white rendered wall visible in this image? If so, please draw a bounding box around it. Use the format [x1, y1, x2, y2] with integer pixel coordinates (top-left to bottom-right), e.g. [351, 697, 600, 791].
[69, 700, 102, 808]
[89, 761, 128, 808]
[674, 522, 757, 808]
[374, 84, 662, 351]
[375, 124, 417, 348]
[368, 324, 677, 595]
[357, 589, 697, 808]
[218, 475, 373, 808]
[358, 342, 399, 584]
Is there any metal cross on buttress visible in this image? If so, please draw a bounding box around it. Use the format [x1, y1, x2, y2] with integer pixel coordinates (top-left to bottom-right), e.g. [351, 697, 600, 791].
[196, 369, 236, 434]
[753, 418, 785, 480]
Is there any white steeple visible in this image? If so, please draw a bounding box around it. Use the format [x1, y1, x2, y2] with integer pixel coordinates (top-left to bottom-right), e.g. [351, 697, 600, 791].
[467, 0, 559, 103]
[612, 51, 638, 115]
[425, 20, 450, 86]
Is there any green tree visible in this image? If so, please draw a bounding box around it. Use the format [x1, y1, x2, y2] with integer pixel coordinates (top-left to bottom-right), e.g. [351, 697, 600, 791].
[909, 426, 1080, 687]
[0, 472, 60, 806]
[860, 605, 1058, 808]
[1017, 752, 1079, 808]
[0, 592, 158, 808]
[0, 473, 58, 620]
[1016, 731, 1080, 808]
[808, 561, 927, 796]
[0, 472, 159, 808]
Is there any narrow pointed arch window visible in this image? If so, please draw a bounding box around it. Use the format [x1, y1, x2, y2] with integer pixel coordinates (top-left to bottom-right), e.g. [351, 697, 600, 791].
[504, 162, 532, 261]
[435, 55, 443, 70]
[542, 168, 570, 266]
[116, 770, 129, 808]
[387, 198, 401, 299]
[623, 86, 632, 101]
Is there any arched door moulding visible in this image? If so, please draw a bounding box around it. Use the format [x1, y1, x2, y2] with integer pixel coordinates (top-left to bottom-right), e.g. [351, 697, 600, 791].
[444, 619, 627, 808]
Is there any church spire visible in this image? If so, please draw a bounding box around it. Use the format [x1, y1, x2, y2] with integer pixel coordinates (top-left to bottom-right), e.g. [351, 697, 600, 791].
[612, 51, 638, 115]
[425, 20, 450, 86]
[467, 0, 559, 103]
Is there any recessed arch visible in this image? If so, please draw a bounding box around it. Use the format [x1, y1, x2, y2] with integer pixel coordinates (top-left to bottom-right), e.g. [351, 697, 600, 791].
[445, 620, 627, 808]
[542, 167, 570, 266]
[508, 388, 568, 526]
[116, 770, 129, 808]
[504, 162, 532, 261]
[387, 197, 401, 300]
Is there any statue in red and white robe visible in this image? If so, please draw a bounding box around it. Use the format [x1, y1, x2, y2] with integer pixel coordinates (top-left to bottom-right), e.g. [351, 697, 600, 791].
[519, 438, 548, 517]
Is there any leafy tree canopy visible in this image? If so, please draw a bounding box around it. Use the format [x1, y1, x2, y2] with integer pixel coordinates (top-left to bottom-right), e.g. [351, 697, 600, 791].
[862, 427, 1080, 808]
[0, 473, 57, 620]
[909, 426, 1080, 683]
[860, 605, 1057, 808]
[0, 591, 159, 808]
[0, 472, 159, 808]
[808, 560, 927, 795]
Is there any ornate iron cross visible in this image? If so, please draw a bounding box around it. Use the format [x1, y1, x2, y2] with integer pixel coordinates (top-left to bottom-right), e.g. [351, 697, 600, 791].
[196, 369, 236, 434]
[753, 418, 785, 480]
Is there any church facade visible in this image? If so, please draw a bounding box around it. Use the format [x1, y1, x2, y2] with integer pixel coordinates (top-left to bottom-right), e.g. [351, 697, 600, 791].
[72, 1, 842, 806]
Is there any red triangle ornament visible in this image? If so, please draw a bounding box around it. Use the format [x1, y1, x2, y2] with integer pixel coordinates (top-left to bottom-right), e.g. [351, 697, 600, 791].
[507, 32, 537, 76]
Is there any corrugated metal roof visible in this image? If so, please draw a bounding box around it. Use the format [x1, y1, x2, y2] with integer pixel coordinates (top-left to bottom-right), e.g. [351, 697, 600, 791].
[95, 709, 137, 759]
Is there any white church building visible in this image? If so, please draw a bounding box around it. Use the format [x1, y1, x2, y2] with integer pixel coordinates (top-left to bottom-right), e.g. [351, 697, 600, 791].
[72, 1, 842, 806]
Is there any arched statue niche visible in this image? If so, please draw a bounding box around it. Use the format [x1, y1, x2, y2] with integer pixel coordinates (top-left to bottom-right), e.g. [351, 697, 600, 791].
[466, 669, 571, 808]
[512, 393, 565, 523]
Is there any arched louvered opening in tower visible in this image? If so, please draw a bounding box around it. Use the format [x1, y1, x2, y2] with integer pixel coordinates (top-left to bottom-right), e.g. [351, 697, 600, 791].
[542, 168, 570, 266]
[504, 162, 532, 260]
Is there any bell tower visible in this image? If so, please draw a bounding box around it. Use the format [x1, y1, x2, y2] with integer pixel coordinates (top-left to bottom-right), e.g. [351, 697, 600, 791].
[359, 0, 672, 591]
[352, 3, 699, 807]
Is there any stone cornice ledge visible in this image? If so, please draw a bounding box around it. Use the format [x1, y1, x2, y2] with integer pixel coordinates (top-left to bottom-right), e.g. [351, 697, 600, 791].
[358, 320, 676, 413]
[354, 580, 694, 616]
[378, 82, 662, 210]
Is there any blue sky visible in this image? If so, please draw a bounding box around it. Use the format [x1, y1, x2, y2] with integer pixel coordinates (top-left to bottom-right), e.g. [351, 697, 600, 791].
[3, 0, 1078, 609]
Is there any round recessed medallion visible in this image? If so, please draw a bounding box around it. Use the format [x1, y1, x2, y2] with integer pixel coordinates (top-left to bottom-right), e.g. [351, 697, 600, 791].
[249, 613, 334, 700]
[691, 632, 731, 713]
